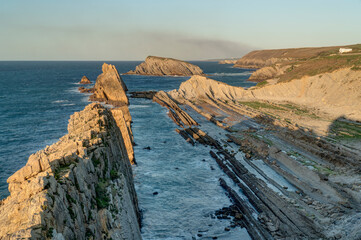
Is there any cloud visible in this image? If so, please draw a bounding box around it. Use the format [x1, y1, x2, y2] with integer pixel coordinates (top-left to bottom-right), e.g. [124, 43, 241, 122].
[0, 25, 254, 60]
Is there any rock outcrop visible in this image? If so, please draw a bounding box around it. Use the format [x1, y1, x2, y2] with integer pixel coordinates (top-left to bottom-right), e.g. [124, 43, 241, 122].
[79, 76, 91, 84]
[219, 59, 237, 65]
[168, 69, 361, 122]
[0, 103, 141, 239]
[90, 63, 129, 106]
[126, 56, 204, 76]
[248, 65, 289, 82]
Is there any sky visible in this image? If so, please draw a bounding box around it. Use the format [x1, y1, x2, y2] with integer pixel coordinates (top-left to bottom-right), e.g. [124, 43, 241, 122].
[0, 0, 360, 60]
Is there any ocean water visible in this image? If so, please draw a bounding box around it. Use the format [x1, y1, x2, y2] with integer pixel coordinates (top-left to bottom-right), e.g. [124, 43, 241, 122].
[0, 61, 255, 239]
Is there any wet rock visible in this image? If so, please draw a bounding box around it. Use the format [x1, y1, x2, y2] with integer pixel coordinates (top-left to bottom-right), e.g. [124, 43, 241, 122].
[143, 146, 151, 150]
[153, 192, 159, 195]
[224, 227, 230, 231]
[78, 86, 94, 93]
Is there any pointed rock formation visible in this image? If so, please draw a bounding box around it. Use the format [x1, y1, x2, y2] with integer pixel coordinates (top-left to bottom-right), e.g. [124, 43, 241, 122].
[79, 76, 92, 84]
[0, 103, 141, 239]
[126, 56, 204, 76]
[90, 63, 129, 106]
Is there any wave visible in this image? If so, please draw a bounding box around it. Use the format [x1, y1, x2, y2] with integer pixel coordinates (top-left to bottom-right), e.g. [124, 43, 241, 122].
[61, 103, 75, 106]
[52, 100, 69, 103]
[210, 72, 252, 76]
[129, 105, 150, 109]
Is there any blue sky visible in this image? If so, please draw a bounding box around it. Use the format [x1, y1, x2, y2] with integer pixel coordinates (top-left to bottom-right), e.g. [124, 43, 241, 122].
[1, 0, 360, 60]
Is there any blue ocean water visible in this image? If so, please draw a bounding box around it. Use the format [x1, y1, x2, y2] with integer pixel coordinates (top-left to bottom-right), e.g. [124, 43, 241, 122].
[0, 61, 255, 239]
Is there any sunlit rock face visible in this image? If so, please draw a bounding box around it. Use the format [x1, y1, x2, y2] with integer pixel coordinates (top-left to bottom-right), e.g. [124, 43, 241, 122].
[127, 56, 204, 76]
[90, 63, 129, 106]
[0, 103, 141, 240]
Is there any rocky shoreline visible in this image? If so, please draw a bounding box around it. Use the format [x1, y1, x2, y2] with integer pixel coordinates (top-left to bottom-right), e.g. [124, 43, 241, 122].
[131, 71, 361, 239]
[0, 64, 141, 239]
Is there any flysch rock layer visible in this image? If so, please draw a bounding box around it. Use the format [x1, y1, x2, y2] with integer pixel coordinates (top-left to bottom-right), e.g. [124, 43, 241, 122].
[168, 69, 361, 122]
[90, 63, 129, 106]
[0, 103, 141, 240]
[126, 56, 204, 76]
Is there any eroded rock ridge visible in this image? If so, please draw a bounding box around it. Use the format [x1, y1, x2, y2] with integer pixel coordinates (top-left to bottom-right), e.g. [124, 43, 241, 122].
[0, 103, 141, 239]
[127, 56, 204, 76]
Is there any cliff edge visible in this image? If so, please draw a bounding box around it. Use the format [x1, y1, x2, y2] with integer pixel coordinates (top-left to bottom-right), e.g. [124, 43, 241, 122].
[0, 103, 141, 239]
[126, 56, 204, 76]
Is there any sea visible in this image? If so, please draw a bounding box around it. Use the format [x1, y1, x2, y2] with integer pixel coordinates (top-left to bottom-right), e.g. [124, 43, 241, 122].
[0, 61, 255, 239]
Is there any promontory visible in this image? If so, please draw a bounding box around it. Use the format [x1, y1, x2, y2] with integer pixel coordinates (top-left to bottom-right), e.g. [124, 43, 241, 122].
[126, 56, 204, 76]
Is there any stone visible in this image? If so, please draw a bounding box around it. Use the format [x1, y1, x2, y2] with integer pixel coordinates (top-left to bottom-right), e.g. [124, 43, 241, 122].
[90, 63, 129, 106]
[126, 56, 204, 76]
[0, 103, 141, 239]
[79, 76, 91, 84]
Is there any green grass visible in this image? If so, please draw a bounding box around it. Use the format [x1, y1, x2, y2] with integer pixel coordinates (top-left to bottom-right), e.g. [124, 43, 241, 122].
[280, 103, 320, 119]
[95, 179, 110, 209]
[278, 53, 361, 82]
[329, 119, 361, 140]
[256, 81, 268, 88]
[239, 101, 284, 111]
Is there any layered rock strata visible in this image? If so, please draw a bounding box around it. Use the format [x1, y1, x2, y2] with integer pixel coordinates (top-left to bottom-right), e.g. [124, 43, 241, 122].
[168, 71, 361, 122]
[126, 56, 204, 76]
[90, 63, 129, 106]
[0, 103, 141, 239]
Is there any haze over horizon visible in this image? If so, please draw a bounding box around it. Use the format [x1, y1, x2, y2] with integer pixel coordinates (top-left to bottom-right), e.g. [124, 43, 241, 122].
[1, 0, 361, 61]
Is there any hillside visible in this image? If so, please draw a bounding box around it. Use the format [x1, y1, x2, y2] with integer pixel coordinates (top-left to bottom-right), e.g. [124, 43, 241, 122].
[233, 44, 361, 84]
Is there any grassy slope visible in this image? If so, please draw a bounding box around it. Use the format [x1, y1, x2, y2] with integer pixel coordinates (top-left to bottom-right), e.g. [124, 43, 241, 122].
[237, 44, 361, 83]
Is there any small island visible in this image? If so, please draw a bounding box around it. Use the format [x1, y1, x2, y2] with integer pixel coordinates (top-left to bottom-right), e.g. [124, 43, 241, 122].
[126, 56, 204, 76]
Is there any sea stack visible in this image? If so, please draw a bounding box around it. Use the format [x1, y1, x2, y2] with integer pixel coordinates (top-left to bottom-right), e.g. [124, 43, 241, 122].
[79, 76, 91, 84]
[90, 63, 129, 106]
[126, 56, 204, 76]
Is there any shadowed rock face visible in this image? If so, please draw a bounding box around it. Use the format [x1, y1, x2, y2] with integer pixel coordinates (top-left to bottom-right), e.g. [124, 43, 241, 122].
[0, 103, 141, 239]
[90, 63, 129, 106]
[127, 56, 204, 76]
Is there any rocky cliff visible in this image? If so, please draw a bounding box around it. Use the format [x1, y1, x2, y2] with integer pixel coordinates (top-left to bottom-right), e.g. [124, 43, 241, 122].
[169, 69, 361, 122]
[126, 56, 204, 76]
[90, 63, 129, 106]
[0, 103, 141, 239]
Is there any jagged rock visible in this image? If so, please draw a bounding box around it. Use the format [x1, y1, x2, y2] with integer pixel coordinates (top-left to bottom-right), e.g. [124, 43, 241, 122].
[78, 86, 94, 93]
[0, 103, 141, 239]
[79, 76, 91, 84]
[90, 63, 129, 106]
[126, 56, 204, 76]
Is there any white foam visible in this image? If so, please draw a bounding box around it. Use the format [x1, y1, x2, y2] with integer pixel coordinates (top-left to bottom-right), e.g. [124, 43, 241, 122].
[52, 100, 68, 103]
[211, 72, 252, 76]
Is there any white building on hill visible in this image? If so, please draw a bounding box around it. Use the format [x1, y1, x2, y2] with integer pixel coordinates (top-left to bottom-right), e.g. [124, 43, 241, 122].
[339, 48, 353, 54]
